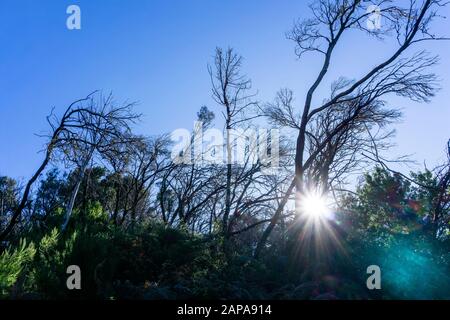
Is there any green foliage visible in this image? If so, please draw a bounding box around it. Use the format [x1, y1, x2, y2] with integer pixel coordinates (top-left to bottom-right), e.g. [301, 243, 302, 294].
[0, 166, 448, 300]
[348, 232, 450, 299]
[341, 167, 442, 244]
[111, 223, 213, 290]
[0, 239, 36, 298]
[32, 228, 70, 298]
[339, 167, 450, 299]
[32, 202, 113, 298]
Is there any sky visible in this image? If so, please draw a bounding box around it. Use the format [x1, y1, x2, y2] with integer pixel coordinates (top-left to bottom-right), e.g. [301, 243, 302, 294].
[0, 0, 449, 182]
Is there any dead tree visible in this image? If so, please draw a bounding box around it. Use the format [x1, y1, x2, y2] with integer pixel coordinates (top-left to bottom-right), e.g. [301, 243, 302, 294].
[255, 0, 448, 258]
[58, 92, 140, 231]
[208, 47, 260, 237]
[0, 92, 140, 240]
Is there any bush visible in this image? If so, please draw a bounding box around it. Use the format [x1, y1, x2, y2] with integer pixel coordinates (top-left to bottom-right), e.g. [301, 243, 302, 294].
[0, 239, 36, 298]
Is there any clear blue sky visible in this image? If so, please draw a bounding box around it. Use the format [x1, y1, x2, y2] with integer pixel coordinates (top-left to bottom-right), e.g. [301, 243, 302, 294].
[1, 0, 449, 181]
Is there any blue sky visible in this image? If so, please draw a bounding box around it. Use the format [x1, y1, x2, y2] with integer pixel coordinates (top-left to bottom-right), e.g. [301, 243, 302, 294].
[0, 0, 449, 181]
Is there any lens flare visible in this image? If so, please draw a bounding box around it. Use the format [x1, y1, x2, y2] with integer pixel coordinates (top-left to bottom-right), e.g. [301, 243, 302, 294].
[298, 189, 331, 220]
[292, 188, 346, 267]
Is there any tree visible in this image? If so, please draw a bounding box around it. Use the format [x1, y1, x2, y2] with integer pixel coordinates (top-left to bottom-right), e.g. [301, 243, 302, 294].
[0, 177, 20, 237]
[429, 139, 450, 237]
[208, 47, 259, 237]
[57, 93, 140, 231]
[255, 0, 448, 258]
[0, 92, 140, 241]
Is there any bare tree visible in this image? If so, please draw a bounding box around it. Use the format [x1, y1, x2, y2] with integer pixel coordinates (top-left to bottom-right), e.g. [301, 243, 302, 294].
[209, 47, 260, 237]
[56, 93, 140, 231]
[255, 0, 448, 258]
[121, 136, 170, 225]
[0, 92, 140, 240]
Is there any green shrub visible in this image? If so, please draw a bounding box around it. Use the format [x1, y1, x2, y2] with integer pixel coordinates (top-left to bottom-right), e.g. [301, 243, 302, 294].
[0, 239, 36, 298]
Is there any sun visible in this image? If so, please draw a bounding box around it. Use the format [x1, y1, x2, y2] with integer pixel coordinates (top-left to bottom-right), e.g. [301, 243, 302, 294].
[298, 189, 331, 220]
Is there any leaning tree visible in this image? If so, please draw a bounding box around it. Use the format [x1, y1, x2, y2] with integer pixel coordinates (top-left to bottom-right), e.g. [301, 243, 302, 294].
[0, 91, 140, 241]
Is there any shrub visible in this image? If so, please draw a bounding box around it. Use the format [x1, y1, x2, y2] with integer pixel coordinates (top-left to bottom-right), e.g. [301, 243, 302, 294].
[0, 239, 36, 298]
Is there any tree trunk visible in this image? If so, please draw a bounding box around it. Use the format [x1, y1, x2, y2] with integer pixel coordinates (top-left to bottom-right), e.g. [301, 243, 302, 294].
[254, 178, 296, 259]
[222, 125, 233, 237]
[0, 148, 52, 242]
[61, 153, 92, 232]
